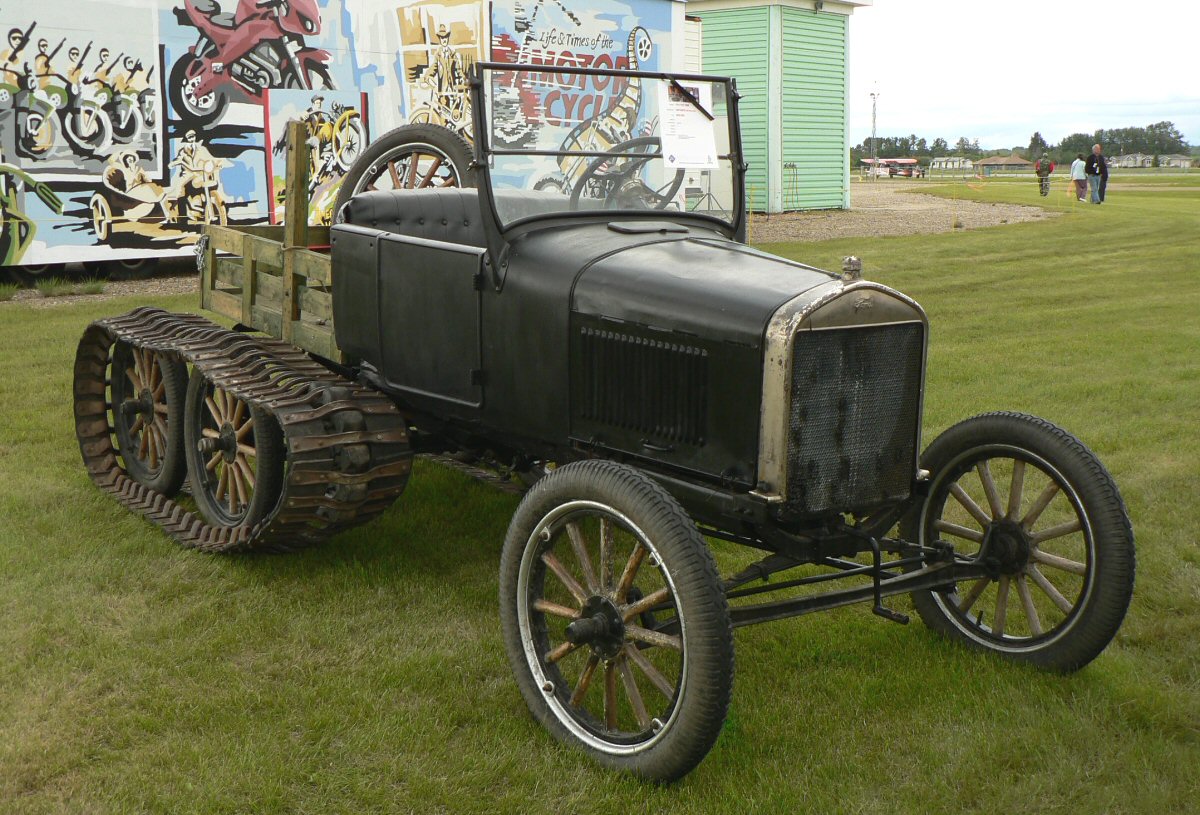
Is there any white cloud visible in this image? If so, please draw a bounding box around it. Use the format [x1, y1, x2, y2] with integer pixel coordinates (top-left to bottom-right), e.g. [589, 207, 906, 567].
[848, 0, 1200, 149]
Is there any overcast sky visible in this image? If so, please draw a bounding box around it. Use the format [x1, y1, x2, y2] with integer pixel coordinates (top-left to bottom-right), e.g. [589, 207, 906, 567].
[847, 0, 1200, 151]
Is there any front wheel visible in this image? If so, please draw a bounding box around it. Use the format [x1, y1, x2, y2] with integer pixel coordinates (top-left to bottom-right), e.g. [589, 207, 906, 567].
[168, 55, 228, 127]
[499, 460, 733, 781]
[903, 412, 1135, 672]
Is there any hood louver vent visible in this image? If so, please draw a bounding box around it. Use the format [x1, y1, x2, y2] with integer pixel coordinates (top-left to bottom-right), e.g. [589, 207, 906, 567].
[578, 328, 708, 446]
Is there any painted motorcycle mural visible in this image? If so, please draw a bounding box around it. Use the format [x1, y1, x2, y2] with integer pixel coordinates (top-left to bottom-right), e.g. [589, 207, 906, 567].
[169, 0, 334, 128]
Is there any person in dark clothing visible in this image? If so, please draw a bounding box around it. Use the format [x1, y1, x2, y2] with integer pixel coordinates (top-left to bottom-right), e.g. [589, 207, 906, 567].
[1034, 154, 1055, 196]
[1085, 144, 1108, 204]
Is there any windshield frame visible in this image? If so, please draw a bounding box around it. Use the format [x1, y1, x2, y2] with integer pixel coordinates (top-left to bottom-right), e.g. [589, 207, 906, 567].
[468, 61, 746, 250]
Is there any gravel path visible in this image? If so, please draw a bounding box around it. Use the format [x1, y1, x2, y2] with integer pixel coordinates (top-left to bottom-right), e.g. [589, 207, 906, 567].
[3, 182, 1055, 306]
[749, 180, 1056, 244]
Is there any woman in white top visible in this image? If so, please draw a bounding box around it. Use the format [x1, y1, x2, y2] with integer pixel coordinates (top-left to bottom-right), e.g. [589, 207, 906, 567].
[1069, 153, 1087, 202]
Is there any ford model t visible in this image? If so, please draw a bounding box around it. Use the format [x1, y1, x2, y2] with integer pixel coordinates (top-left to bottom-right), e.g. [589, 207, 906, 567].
[75, 62, 1134, 781]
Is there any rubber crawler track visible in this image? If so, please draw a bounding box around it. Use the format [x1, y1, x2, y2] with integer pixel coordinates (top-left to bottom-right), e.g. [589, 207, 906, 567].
[73, 307, 412, 553]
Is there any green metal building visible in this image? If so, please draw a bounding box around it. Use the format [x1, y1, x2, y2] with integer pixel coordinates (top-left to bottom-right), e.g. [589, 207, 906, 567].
[687, 0, 869, 212]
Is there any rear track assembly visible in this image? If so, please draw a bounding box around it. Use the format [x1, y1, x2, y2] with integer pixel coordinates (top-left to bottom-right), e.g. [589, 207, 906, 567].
[73, 307, 412, 553]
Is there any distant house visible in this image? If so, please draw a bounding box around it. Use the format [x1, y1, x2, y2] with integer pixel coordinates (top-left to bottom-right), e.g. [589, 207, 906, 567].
[975, 154, 1034, 175]
[928, 156, 973, 171]
[1159, 154, 1194, 168]
[1111, 153, 1153, 168]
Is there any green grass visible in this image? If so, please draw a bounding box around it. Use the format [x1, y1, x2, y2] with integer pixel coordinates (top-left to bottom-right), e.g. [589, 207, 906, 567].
[33, 277, 75, 298]
[1, 182, 1198, 813]
[74, 278, 107, 296]
[0, 282, 18, 301]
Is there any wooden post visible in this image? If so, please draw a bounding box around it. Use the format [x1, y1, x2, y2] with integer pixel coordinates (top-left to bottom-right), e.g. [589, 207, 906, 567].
[281, 119, 310, 342]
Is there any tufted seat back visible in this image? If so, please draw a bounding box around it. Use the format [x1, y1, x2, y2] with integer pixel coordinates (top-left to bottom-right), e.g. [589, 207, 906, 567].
[339, 188, 488, 248]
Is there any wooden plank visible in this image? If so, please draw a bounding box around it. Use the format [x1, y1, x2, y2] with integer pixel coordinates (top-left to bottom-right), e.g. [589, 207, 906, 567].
[292, 321, 343, 362]
[281, 249, 298, 343]
[206, 224, 245, 255]
[308, 226, 330, 247]
[207, 289, 243, 323]
[254, 269, 283, 304]
[250, 305, 283, 338]
[244, 234, 283, 269]
[214, 257, 243, 288]
[298, 286, 334, 322]
[236, 225, 286, 239]
[293, 248, 332, 287]
[283, 120, 310, 249]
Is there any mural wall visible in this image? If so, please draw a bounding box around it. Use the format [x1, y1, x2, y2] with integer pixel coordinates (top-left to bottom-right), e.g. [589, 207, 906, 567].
[0, 0, 676, 267]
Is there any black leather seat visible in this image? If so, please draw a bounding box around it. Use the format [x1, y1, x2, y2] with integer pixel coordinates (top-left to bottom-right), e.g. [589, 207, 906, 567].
[339, 189, 488, 248]
[338, 188, 591, 248]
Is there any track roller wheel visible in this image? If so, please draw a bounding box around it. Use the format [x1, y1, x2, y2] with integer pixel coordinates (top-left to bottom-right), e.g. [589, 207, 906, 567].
[110, 341, 187, 495]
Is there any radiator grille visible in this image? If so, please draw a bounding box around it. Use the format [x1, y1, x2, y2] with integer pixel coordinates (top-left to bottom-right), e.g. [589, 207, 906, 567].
[786, 322, 923, 516]
[579, 328, 708, 445]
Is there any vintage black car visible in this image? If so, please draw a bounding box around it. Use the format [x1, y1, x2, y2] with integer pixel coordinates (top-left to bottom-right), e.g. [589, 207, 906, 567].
[77, 62, 1134, 782]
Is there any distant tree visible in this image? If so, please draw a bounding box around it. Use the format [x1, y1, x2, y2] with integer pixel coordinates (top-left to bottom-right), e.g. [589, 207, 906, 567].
[931, 137, 949, 155]
[1058, 132, 1095, 159]
[955, 137, 972, 155]
[1027, 131, 1050, 158]
[1145, 121, 1187, 154]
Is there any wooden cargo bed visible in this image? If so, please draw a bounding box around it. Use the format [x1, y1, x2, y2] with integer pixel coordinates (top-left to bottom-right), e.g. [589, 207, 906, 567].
[198, 121, 342, 362]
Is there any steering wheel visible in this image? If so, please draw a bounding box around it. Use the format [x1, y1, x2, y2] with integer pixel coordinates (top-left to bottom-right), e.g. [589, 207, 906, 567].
[568, 136, 685, 211]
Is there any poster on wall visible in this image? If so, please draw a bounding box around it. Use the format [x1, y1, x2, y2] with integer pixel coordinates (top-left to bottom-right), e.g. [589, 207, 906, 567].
[265, 89, 369, 225]
[396, 0, 486, 141]
[488, 0, 672, 195]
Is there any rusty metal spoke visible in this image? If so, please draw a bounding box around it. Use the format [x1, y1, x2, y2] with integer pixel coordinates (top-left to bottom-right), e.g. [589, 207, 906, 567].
[387, 160, 401, 189]
[541, 552, 588, 605]
[617, 654, 650, 729]
[570, 654, 600, 707]
[625, 624, 681, 651]
[566, 521, 599, 592]
[625, 644, 674, 699]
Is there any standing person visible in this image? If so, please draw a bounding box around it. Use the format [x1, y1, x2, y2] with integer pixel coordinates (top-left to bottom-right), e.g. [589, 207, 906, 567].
[1085, 144, 1107, 204]
[1098, 147, 1110, 203]
[1069, 153, 1088, 202]
[1034, 153, 1055, 196]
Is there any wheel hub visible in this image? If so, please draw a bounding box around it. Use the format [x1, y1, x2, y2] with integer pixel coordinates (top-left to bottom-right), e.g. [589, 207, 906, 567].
[982, 520, 1032, 576]
[565, 596, 625, 659]
[218, 422, 238, 463]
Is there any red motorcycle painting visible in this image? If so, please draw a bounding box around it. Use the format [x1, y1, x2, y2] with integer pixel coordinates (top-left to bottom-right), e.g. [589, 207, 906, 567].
[169, 0, 334, 127]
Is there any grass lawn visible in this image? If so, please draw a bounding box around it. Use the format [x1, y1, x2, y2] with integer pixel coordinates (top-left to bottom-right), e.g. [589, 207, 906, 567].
[1, 179, 1198, 813]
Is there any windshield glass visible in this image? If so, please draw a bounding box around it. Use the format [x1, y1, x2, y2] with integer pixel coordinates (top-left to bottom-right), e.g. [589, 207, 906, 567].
[478, 63, 740, 231]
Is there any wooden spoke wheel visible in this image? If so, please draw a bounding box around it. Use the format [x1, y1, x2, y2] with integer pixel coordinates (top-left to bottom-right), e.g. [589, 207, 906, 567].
[183, 370, 285, 528]
[905, 412, 1135, 672]
[332, 123, 474, 221]
[110, 341, 187, 495]
[500, 461, 733, 781]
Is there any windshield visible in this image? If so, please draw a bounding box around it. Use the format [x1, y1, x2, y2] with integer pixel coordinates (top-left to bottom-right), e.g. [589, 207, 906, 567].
[475, 62, 742, 232]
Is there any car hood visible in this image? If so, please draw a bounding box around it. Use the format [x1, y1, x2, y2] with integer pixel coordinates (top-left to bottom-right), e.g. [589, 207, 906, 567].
[570, 233, 839, 346]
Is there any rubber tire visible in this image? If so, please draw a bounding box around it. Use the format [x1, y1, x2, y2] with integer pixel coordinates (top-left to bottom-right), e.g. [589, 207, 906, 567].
[903, 412, 1135, 672]
[332, 123, 475, 221]
[183, 369, 286, 529]
[499, 460, 734, 782]
[111, 341, 188, 496]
